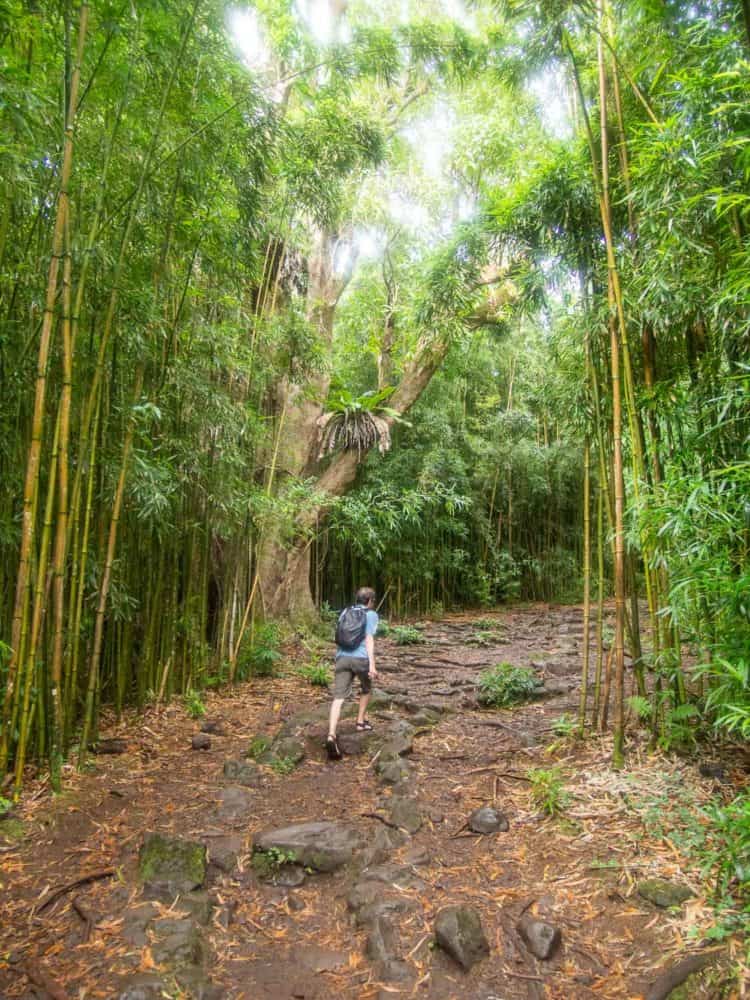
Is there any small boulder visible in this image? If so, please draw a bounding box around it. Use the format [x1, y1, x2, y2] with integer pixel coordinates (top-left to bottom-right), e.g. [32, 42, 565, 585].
[208, 836, 242, 874]
[468, 806, 509, 835]
[192, 734, 211, 751]
[259, 736, 305, 767]
[118, 974, 165, 1000]
[517, 914, 561, 960]
[365, 913, 400, 964]
[434, 905, 490, 971]
[217, 785, 253, 823]
[139, 833, 206, 896]
[388, 795, 422, 834]
[253, 821, 363, 873]
[201, 719, 227, 736]
[151, 916, 205, 966]
[223, 759, 261, 787]
[637, 879, 694, 908]
[375, 757, 411, 786]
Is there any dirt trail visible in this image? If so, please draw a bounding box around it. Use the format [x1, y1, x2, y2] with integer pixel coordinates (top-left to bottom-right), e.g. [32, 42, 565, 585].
[0, 605, 740, 999]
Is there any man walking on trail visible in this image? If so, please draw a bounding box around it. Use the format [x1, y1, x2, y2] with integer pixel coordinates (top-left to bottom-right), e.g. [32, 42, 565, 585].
[326, 587, 379, 761]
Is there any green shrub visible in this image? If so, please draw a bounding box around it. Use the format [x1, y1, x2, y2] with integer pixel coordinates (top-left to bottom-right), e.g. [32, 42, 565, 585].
[391, 625, 424, 645]
[247, 735, 271, 759]
[375, 618, 391, 637]
[238, 622, 282, 678]
[477, 662, 540, 707]
[297, 661, 331, 687]
[528, 767, 571, 816]
[269, 756, 297, 775]
[183, 689, 206, 719]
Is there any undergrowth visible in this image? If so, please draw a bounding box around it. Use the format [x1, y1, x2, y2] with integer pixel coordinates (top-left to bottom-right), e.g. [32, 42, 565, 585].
[477, 662, 540, 707]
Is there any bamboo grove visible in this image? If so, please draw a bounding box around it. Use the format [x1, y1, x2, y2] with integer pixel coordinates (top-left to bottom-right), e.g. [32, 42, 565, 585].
[1, 0, 749, 792]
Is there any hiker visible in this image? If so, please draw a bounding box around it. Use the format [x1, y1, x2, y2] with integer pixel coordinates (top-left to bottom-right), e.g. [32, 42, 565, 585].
[326, 586, 379, 760]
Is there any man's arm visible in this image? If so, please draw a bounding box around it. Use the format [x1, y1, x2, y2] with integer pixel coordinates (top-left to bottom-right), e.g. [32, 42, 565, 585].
[366, 633, 377, 678]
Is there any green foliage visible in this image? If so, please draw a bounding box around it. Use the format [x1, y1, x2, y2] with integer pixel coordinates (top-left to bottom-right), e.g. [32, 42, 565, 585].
[528, 767, 571, 817]
[477, 663, 540, 707]
[551, 713, 576, 738]
[269, 756, 298, 775]
[297, 661, 331, 687]
[252, 845, 298, 878]
[699, 796, 750, 941]
[239, 623, 283, 679]
[183, 690, 206, 720]
[391, 625, 425, 646]
[247, 736, 272, 760]
[375, 619, 391, 637]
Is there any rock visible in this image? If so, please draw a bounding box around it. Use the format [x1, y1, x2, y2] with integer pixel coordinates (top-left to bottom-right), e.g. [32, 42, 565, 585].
[388, 795, 422, 834]
[435, 905, 490, 971]
[353, 896, 419, 929]
[410, 708, 442, 727]
[201, 719, 227, 735]
[287, 894, 305, 912]
[121, 903, 161, 946]
[517, 914, 562, 960]
[404, 845, 431, 866]
[358, 863, 425, 891]
[208, 836, 243, 874]
[175, 890, 214, 925]
[698, 762, 726, 780]
[375, 757, 411, 786]
[253, 821, 363, 873]
[270, 863, 306, 887]
[217, 785, 253, 823]
[139, 833, 206, 895]
[296, 945, 348, 973]
[360, 825, 406, 868]
[468, 806, 509, 834]
[365, 912, 400, 964]
[637, 879, 694, 908]
[118, 974, 166, 999]
[376, 959, 411, 983]
[151, 916, 205, 966]
[223, 758, 261, 787]
[192, 733, 211, 750]
[259, 736, 305, 767]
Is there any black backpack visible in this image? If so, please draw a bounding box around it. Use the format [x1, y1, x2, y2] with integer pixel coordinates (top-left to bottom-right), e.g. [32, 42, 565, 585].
[335, 605, 368, 651]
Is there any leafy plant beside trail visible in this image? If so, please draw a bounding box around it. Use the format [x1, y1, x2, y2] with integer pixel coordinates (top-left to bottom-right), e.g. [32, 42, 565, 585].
[477, 663, 541, 707]
[391, 626, 425, 646]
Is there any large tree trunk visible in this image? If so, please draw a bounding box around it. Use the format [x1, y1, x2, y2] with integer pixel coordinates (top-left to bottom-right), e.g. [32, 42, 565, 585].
[260, 329, 451, 619]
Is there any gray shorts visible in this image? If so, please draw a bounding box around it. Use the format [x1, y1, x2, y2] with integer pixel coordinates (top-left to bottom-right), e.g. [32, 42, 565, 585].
[333, 656, 372, 699]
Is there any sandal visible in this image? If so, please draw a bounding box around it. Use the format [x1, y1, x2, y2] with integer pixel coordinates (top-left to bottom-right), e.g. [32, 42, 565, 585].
[356, 720, 374, 732]
[326, 735, 343, 761]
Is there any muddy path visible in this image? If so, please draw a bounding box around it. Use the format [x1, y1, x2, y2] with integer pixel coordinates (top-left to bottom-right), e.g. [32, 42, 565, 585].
[0, 605, 743, 1000]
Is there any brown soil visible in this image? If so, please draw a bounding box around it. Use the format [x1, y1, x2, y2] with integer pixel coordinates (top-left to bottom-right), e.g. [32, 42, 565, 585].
[0, 604, 746, 1000]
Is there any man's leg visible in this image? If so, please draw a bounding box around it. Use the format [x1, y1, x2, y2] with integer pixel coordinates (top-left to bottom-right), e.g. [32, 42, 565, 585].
[356, 692, 371, 725]
[328, 697, 345, 738]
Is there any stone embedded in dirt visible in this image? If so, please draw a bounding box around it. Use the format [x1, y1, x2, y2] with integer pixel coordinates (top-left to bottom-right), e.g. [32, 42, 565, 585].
[296, 945, 348, 973]
[353, 895, 420, 930]
[468, 806, 509, 834]
[698, 762, 726, 780]
[388, 795, 422, 834]
[258, 735, 306, 767]
[359, 863, 426, 891]
[404, 845, 432, 867]
[208, 836, 243, 874]
[253, 821, 363, 873]
[151, 916, 205, 966]
[201, 719, 227, 735]
[223, 758, 261, 787]
[121, 902, 161, 946]
[365, 912, 401, 964]
[118, 974, 165, 1000]
[360, 824, 407, 868]
[434, 905, 490, 971]
[265, 862, 306, 888]
[192, 733, 211, 750]
[375, 757, 411, 786]
[517, 914, 562, 960]
[139, 833, 206, 895]
[217, 785, 254, 823]
[637, 879, 694, 908]
[409, 707, 443, 727]
[175, 890, 214, 925]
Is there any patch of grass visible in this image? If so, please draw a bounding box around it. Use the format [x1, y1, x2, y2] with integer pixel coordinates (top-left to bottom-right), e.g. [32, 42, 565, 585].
[477, 662, 540, 707]
[238, 622, 282, 679]
[391, 625, 424, 645]
[468, 628, 505, 647]
[297, 661, 331, 687]
[375, 619, 391, 637]
[252, 845, 298, 878]
[473, 617, 501, 630]
[528, 767, 571, 816]
[183, 688, 206, 719]
[269, 756, 297, 775]
[246, 735, 272, 760]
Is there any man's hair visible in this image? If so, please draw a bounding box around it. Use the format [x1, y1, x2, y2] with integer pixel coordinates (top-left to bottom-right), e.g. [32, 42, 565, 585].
[355, 586, 376, 607]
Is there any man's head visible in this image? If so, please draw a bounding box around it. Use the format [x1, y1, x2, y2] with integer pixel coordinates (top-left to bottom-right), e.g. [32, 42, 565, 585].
[355, 586, 376, 608]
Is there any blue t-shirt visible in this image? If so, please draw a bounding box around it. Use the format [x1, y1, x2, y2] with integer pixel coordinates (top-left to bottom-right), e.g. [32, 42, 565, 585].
[335, 609, 378, 660]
